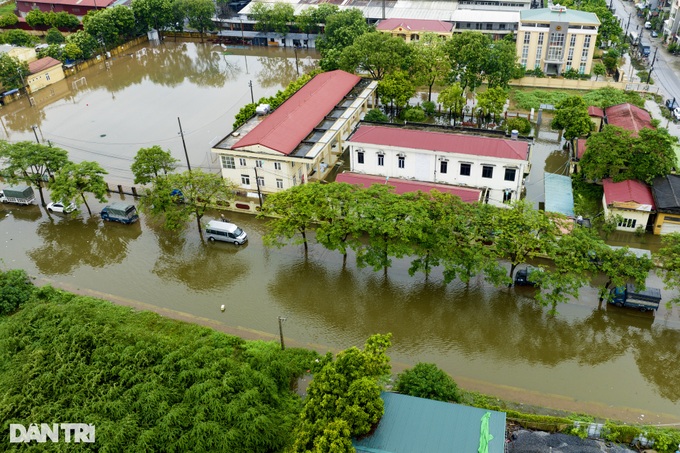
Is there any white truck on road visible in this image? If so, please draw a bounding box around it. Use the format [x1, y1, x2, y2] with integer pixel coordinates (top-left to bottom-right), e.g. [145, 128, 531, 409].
[0, 186, 35, 205]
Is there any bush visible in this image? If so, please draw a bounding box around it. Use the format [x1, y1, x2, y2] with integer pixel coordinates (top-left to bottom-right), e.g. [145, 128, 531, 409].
[505, 117, 532, 135]
[45, 27, 65, 45]
[402, 107, 426, 122]
[563, 68, 581, 79]
[395, 363, 461, 402]
[0, 269, 34, 315]
[422, 101, 436, 116]
[364, 108, 389, 123]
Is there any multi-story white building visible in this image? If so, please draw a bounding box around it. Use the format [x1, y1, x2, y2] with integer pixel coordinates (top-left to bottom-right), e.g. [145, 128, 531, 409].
[346, 125, 531, 206]
[516, 5, 600, 75]
[664, 0, 680, 40]
[212, 70, 377, 195]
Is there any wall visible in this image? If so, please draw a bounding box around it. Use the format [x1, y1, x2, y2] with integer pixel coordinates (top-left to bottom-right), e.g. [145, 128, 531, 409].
[510, 76, 628, 90]
[63, 36, 149, 77]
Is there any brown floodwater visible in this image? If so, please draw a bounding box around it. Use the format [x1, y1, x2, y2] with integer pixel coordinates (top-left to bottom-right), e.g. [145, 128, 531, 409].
[1, 42, 679, 425]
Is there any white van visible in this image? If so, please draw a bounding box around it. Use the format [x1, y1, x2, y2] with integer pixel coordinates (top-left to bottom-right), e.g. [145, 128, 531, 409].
[644, 21, 652, 29]
[205, 220, 248, 245]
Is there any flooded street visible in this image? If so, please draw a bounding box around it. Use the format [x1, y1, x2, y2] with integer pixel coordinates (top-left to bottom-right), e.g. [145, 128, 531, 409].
[1, 42, 680, 423]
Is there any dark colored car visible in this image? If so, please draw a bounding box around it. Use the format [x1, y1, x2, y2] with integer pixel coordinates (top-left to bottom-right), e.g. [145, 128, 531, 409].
[514, 266, 542, 287]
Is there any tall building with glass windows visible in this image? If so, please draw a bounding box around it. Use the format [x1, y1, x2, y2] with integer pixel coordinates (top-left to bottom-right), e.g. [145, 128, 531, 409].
[516, 5, 600, 76]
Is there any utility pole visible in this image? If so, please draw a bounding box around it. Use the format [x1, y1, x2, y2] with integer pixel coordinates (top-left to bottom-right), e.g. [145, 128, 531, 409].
[647, 67, 654, 84]
[277, 316, 286, 350]
[31, 125, 39, 144]
[177, 117, 191, 172]
[253, 166, 263, 208]
[626, 13, 631, 35]
[248, 80, 254, 104]
[650, 46, 658, 67]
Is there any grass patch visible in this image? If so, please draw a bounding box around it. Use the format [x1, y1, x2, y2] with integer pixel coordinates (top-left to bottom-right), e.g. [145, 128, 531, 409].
[510, 89, 576, 111]
[0, 2, 15, 15]
[510, 87, 645, 111]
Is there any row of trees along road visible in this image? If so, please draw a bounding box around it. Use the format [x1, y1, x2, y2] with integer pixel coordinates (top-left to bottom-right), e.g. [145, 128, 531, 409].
[259, 182, 661, 314]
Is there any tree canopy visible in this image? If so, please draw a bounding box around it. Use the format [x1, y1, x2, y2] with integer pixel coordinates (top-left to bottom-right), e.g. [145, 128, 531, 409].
[131, 145, 180, 185]
[551, 96, 593, 140]
[50, 161, 109, 216]
[395, 363, 461, 402]
[338, 31, 412, 80]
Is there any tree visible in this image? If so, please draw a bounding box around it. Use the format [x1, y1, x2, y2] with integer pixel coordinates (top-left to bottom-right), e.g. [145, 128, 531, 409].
[437, 82, 464, 120]
[580, 125, 632, 181]
[26, 9, 47, 28]
[131, 145, 179, 185]
[476, 86, 507, 124]
[83, 6, 135, 49]
[132, 0, 173, 37]
[0, 54, 29, 91]
[45, 27, 66, 45]
[601, 49, 620, 74]
[0, 269, 33, 316]
[445, 32, 490, 93]
[655, 233, 680, 306]
[505, 117, 531, 135]
[491, 199, 558, 284]
[628, 128, 678, 184]
[484, 37, 522, 89]
[0, 13, 18, 27]
[0, 141, 70, 207]
[66, 30, 99, 60]
[377, 70, 415, 115]
[411, 33, 450, 102]
[395, 363, 461, 402]
[250, 2, 294, 36]
[592, 245, 653, 302]
[139, 170, 235, 235]
[291, 334, 392, 452]
[182, 0, 216, 41]
[50, 161, 109, 216]
[338, 31, 411, 80]
[363, 108, 389, 123]
[316, 9, 369, 70]
[5, 29, 37, 47]
[49, 11, 81, 31]
[296, 4, 339, 36]
[593, 62, 606, 81]
[259, 183, 319, 255]
[550, 96, 593, 140]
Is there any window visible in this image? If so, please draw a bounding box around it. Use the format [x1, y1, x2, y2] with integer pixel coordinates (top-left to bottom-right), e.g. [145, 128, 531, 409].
[504, 168, 516, 181]
[276, 178, 284, 189]
[241, 174, 250, 185]
[398, 156, 405, 169]
[547, 32, 565, 60]
[482, 165, 493, 179]
[618, 218, 637, 229]
[579, 62, 586, 74]
[377, 154, 384, 166]
[440, 160, 448, 174]
[256, 160, 263, 168]
[503, 189, 513, 203]
[274, 162, 282, 170]
[460, 163, 471, 176]
[523, 33, 531, 45]
[45, 73, 51, 81]
[521, 45, 530, 67]
[537, 33, 544, 45]
[239, 158, 246, 166]
[357, 150, 364, 164]
[570, 34, 576, 46]
[257, 176, 265, 187]
[292, 175, 297, 186]
[221, 156, 235, 169]
[486, 23, 493, 30]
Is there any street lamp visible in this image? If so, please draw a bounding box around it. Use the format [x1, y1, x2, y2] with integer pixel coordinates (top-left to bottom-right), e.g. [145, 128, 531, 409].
[278, 316, 287, 350]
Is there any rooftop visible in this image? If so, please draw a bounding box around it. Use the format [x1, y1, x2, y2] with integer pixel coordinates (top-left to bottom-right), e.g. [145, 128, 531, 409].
[603, 178, 655, 210]
[18, 0, 115, 6]
[652, 174, 680, 211]
[228, 70, 361, 156]
[376, 18, 453, 32]
[544, 172, 575, 217]
[28, 57, 62, 74]
[587, 106, 605, 118]
[353, 392, 506, 453]
[452, 9, 520, 23]
[520, 6, 600, 25]
[348, 125, 529, 161]
[575, 138, 588, 160]
[604, 103, 653, 136]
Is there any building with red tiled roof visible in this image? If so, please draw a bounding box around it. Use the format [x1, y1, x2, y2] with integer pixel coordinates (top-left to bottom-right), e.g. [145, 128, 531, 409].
[16, 0, 115, 19]
[587, 106, 605, 132]
[347, 125, 530, 207]
[27, 57, 64, 94]
[335, 172, 482, 203]
[604, 103, 654, 137]
[602, 178, 655, 232]
[212, 70, 378, 195]
[376, 18, 454, 42]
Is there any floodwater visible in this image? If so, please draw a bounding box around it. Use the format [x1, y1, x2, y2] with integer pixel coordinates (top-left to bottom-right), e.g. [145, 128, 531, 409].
[1, 42, 680, 424]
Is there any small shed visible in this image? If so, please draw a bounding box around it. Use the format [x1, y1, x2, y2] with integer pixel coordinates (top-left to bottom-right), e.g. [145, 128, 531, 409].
[27, 57, 65, 93]
[544, 172, 575, 217]
[602, 178, 654, 232]
[353, 392, 506, 453]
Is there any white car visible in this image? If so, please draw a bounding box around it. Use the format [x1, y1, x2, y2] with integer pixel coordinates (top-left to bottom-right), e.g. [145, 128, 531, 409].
[674, 108, 680, 121]
[47, 201, 76, 214]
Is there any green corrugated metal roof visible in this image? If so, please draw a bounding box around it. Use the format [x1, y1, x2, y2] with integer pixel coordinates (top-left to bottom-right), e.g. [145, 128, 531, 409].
[353, 392, 507, 453]
[545, 172, 575, 217]
[520, 7, 600, 25]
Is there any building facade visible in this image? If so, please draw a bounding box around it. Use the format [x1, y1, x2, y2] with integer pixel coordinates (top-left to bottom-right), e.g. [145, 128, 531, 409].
[212, 70, 377, 196]
[376, 18, 454, 42]
[27, 57, 65, 93]
[602, 179, 655, 232]
[347, 125, 530, 207]
[451, 10, 520, 39]
[16, 0, 116, 19]
[516, 5, 600, 75]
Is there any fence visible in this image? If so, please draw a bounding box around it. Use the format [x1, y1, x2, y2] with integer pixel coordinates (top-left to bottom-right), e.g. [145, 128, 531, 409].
[510, 76, 628, 91]
[63, 36, 149, 77]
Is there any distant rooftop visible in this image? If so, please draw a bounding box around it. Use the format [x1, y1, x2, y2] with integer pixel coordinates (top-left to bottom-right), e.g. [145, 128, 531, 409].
[348, 125, 530, 161]
[605, 103, 653, 137]
[28, 57, 62, 74]
[336, 172, 482, 203]
[603, 178, 655, 209]
[376, 18, 453, 33]
[520, 6, 600, 25]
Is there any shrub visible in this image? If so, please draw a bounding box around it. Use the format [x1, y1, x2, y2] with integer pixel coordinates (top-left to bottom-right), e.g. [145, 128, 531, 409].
[505, 117, 532, 135]
[395, 363, 461, 402]
[0, 269, 34, 316]
[563, 68, 581, 79]
[364, 108, 389, 123]
[422, 101, 436, 116]
[45, 27, 65, 45]
[402, 107, 426, 122]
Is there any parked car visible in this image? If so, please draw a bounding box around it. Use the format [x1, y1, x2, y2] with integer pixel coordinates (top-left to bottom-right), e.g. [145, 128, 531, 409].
[205, 220, 248, 245]
[101, 203, 139, 224]
[674, 107, 680, 121]
[651, 30, 659, 38]
[514, 266, 542, 287]
[666, 98, 678, 110]
[644, 21, 652, 29]
[46, 201, 76, 214]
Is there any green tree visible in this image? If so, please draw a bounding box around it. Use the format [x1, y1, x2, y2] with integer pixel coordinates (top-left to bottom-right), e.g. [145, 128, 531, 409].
[0, 53, 29, 90]
[551, 95, 593, 140]
[593, 245, 653, 302]
[484, 37, 522, 88]
[0, 269, 33, 316]
[182, 0, 216, 41]
[66, 30, 99, 60]
[601, 49, 620, 74]
[4, 29, 37, 47]
[291, 334, 392, 452]
[26, 9, 47, 28]
[0, 141, 70, 207]
[411, 32, 450, 102]
[50, 161, 109, 216]
[395, 363, 461, 402]
[296, 4, 339, 36]
[131, 145, 179, 185]
[338, 31, 411, 80]
[655, 233, 680, 306]
[45, 27, 66, 45]
[316, 9, 369, 71]
[505, 117, 531, 135]
[476, 86, 507, 124]
[83, 6, 135, 48]
[259, 183, 319, 254]
[250, 2, 294, 36]
[377, 69, 415, 114]
[580, 125, 632, 181]
[132, 0, 173, 37]
[628, 128, 678, 184]
[49, 11, 81, 31]
[593, 62, 606, 80]
[0, 13, 18, 27]
[437, 82, 465, 120]
[139, 169, 235, 234]
[363, 108, 389, 123]
[445, 31, 490, 93]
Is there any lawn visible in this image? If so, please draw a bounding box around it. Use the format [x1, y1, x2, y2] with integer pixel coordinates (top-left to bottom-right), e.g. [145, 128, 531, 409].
[0, 2, 16, 15]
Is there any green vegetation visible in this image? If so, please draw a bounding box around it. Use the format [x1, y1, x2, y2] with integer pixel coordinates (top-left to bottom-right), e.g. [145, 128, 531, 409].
[0, 269, 33, 316]
[395, 363, 461, 403]
[0, 273, 320, 452]
[505, 117, 532, 135]
[511, 87, 644, 111]
[550, 96, 593, 140]
[0, 2, 16, 15]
